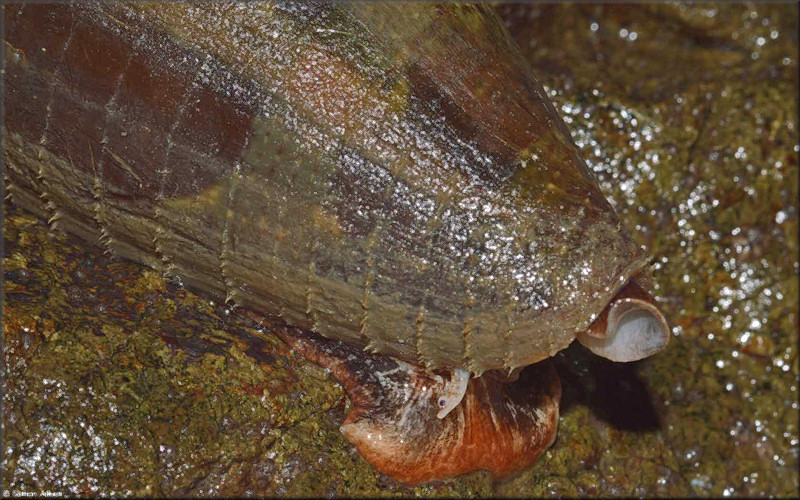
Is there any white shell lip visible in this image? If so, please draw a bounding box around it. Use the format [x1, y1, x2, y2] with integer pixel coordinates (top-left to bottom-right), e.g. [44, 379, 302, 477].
[577, 283, 670, 363]
[436, 369, 470, 419]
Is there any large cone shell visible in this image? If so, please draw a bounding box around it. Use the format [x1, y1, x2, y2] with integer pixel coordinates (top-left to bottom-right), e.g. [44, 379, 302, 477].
[4, 3, 656, 373]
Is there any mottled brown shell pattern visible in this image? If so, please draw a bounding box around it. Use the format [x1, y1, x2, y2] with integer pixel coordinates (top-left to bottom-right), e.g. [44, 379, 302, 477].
[3, 2, 649, 374]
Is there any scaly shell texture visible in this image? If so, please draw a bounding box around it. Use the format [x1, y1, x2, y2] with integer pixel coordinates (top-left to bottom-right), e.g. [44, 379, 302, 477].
[3, 2, 646, 374]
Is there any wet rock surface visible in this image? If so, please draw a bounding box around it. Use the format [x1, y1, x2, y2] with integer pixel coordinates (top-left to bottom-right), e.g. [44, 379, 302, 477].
[497, 3, 798, 496]
[3, 3, 798, 497]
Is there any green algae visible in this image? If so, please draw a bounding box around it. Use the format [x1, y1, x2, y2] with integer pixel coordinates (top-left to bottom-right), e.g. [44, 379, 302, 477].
[3, 2, 798, 497]
[1, 205, 489, 497]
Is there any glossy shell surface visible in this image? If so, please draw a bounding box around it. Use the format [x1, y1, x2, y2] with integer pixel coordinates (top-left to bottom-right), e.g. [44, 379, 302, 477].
[3, 2, 646, 374]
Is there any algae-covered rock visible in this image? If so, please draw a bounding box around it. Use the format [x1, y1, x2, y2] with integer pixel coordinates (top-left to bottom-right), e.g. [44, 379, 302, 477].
[3, 2, 798, 497]
[496, 3, 798, 496]
[1, 204, 492, 497]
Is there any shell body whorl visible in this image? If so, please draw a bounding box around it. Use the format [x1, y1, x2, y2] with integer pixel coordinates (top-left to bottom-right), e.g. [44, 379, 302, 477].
[3, 2, 648, 374]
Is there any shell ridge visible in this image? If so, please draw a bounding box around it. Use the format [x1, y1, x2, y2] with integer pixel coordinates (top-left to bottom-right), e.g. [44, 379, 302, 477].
[36, 14, 77, 236]
[413, 198, 450, 370]
[92, 18, 143, 259]
[461, 292, 476, 373]
[359, 224, 381, 348]
[414, 304, 428, 369]
[152, 64, 203, 277]
[91, 166, 116, 257]
[219, 163, 240, 304]
[305, 261, 320, 332]
[4, 176, 16, 203]
[501, 303, 515, 372]
[362, 169, 405, 352]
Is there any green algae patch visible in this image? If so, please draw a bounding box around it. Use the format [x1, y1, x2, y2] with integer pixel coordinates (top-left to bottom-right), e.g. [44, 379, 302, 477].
[2, 202, 339, 496]
[2, 202, 492, 497]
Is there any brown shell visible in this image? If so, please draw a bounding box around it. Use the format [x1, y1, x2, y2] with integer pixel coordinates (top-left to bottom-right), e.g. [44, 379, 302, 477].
[3, 2, 651, 374]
